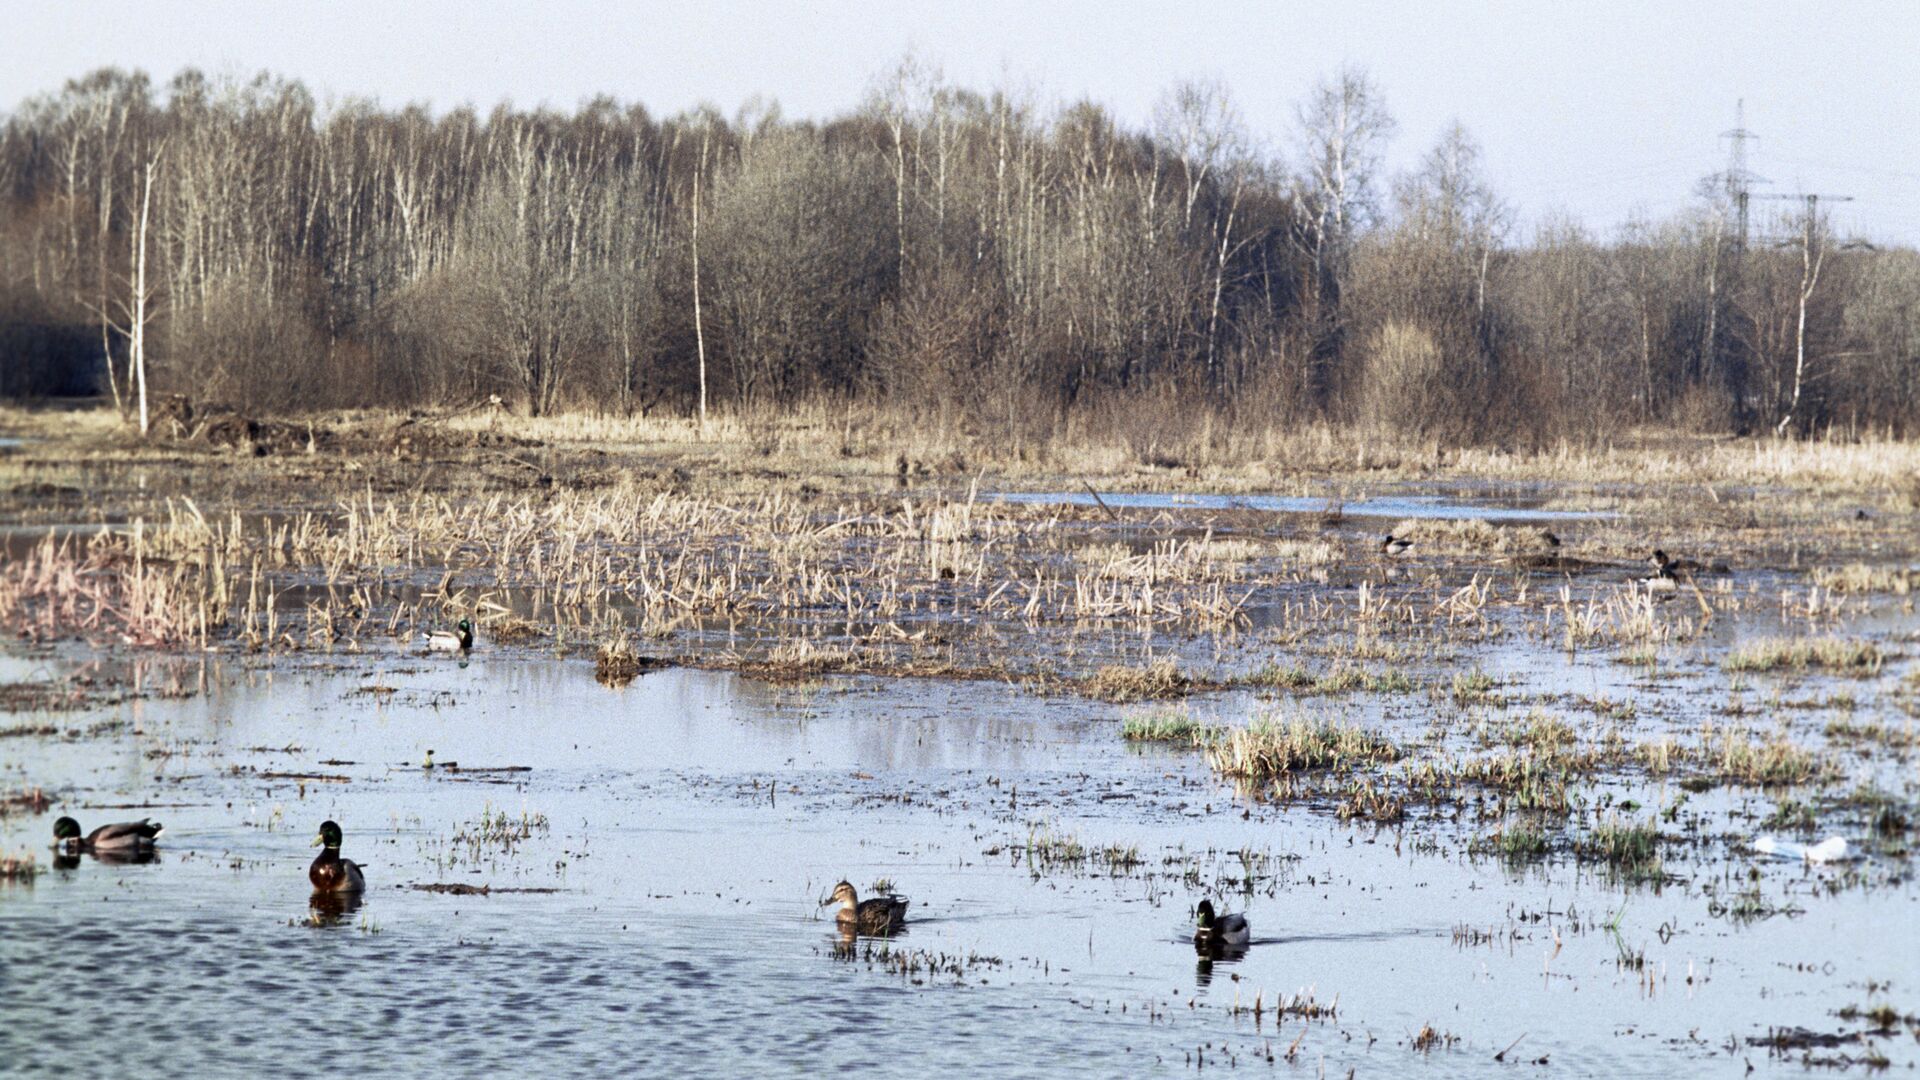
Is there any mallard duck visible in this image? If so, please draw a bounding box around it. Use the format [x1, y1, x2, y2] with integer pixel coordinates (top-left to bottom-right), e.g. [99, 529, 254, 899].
[1381, 534, 1413, 557]
[309, 820, 366, 893]
[1649, 549, 1718, 577]
[827, 880, 908, 935]
[53, 815, 163, 855]
[1194, 899, 1250, 950]
[425, 618, 474, 653]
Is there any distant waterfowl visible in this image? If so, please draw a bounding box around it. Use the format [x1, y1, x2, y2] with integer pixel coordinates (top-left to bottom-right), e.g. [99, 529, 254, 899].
[1648, 549, 1720, 577]
[52, 816, 163, 855]
[425, 618, 474, 653]
[309, 820, 366, 893]
[827, 880, 908, 935]
[1380, 535, 1414, 557]
[1193, 899, 1250, 951]
[1541, 530, 1561, 549]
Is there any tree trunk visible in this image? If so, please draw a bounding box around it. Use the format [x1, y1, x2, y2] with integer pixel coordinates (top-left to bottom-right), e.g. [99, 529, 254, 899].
[132, 155, 156, 436]
[692, 129, 709, 434]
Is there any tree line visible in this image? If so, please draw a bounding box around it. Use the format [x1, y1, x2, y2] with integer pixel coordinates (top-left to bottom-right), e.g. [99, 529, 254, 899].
[1, 62, 1915, 442]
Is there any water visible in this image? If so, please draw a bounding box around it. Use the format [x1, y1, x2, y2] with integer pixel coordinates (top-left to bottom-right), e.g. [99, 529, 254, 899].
[991, 490, 1616, 522]
[4, 649, 1914, 1077]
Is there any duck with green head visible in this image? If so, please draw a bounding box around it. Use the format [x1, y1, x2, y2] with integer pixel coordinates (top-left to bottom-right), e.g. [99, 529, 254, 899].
[826, 880, 908, 936]
[53, 816, 163, 855]
[1193, 899, 1250, 951]
[426, 618, 474, 653]
[310, 820, 366, 893]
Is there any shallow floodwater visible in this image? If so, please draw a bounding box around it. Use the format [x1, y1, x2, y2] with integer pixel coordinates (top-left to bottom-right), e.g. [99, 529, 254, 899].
[992, 489, 1615, 522]
[2, 650, 1916, 1077]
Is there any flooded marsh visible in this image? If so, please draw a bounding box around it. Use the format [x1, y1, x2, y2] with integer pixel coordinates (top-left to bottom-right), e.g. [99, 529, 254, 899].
[3, 416, 1919, 1076]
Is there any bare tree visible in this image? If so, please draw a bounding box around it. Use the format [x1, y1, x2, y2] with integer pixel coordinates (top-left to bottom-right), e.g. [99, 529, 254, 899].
[1774, 198, 1832, 434]
[1294, 66, 1395, 398]
[91, 146, 165, 434]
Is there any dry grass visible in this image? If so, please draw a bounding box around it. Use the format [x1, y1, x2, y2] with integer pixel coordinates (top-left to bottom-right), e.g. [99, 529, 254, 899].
[1725, 637, 1884, 675]
[1120, 707, 1214, 743]
[1582, 815, 1662, 879]
[1709, 727, 1829, 786]
[1812, 563, 1914, 595]
[594, 636, 653, 687]
[1641, 723, 1831, 786]
[0, 852, 38, 883]
[16, 400, 1920, 496]
[1243, 662, 1417, 695]
[1085, 661, 1192, 703]
[1387, 518, 1558, 556]
[0, 532, 227, 646]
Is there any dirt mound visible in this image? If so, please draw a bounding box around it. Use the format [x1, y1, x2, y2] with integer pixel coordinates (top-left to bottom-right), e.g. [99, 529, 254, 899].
[384, 421, 543, 458]
[201, 414, 328, 455]
[146, 397, 331, 455]
[8, 482, 81, 499]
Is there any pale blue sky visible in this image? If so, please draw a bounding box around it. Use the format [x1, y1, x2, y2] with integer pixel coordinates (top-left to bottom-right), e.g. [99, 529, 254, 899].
[8, 0, 1918, 243]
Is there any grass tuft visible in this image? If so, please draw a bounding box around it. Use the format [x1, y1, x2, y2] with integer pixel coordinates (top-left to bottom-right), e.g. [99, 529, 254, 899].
[1725, 637, 1883, 675]
[1206, 715, 1399, 781]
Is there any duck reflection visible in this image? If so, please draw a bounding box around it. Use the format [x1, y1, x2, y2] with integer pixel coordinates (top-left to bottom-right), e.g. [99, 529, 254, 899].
[89, 847, 160, 867]
[1193, 937, 1250, 987]
[49, 847, 161, 871]
[307, 890, 365, 927]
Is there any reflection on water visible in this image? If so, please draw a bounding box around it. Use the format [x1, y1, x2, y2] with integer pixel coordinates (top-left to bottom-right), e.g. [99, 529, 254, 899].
[305, 890, 365, 927]
[1, 654, 1914, 1078]
[992, 489, 1615, 522]
[84, 847, 160, 867]
[1192, 939, 1248, 987]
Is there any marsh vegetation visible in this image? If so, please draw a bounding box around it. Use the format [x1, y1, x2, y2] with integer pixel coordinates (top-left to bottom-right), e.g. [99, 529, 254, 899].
[2, 399, 1917, 1074]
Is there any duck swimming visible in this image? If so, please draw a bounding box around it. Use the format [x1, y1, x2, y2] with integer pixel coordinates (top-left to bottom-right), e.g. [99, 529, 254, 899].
[309, 820, 366, 893]
[1194, 899, 1250, 951]
[52, 816, 163, 855]
[425, 618, 474, 653]
[827, 880, 908, 935]
[1648, 549, 1720, 577]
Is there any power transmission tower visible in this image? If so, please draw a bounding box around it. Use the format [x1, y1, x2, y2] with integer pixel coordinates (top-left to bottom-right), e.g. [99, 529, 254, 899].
[1718, 100, 1765, 253]
[1751, 192, 1855, 231]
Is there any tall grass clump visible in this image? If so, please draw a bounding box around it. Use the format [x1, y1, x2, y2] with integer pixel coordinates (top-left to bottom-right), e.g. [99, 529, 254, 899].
[1121, 708, 1212, 743]
[1581, 815, 1662, 881]
[1085, 660, 1191, 703]
[1710, 726, 1829, 786]
[1206, 714, 1398, 781]
[1724, 637, 1883, 675]
[1810, 564, 1912, 595]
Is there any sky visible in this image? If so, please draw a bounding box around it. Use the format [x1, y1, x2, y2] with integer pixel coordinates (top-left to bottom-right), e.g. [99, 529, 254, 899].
[6, 0, 1918, 244]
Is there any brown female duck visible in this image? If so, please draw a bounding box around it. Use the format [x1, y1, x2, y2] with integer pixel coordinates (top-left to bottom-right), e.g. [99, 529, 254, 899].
[827, 880, 908, 935]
